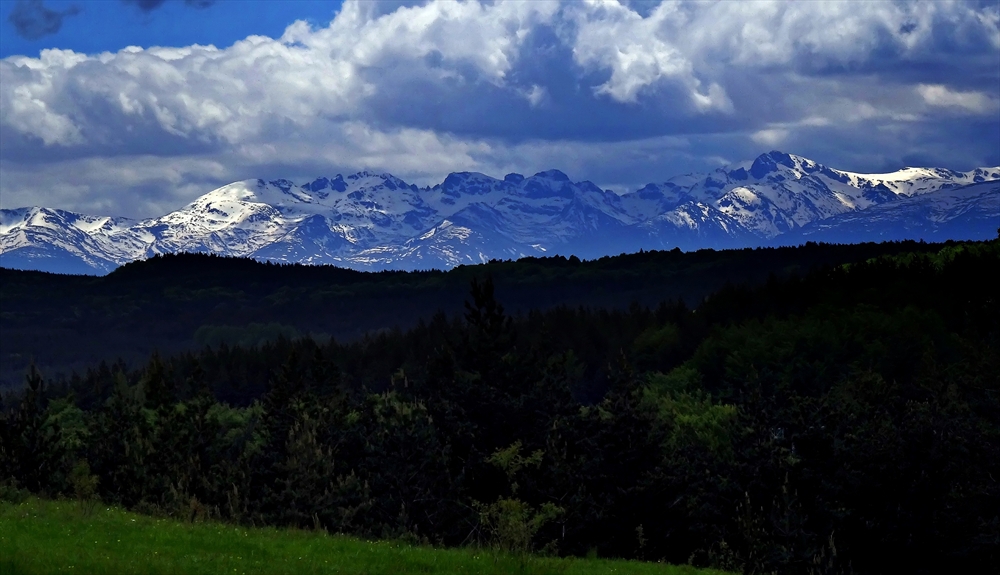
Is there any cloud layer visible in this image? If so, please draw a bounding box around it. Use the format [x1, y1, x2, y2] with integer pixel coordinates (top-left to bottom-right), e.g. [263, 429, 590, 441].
[1, 0, 998, 217]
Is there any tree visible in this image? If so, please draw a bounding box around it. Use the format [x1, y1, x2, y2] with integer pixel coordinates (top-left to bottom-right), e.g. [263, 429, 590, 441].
[9, 366, 61, 494]
[142, 351, 175, 411]
[90, 370, 154, 507]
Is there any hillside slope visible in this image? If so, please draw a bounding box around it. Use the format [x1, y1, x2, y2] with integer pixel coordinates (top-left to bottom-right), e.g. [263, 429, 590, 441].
[0, 240, 966, 388]
[2, 499, 723, 575]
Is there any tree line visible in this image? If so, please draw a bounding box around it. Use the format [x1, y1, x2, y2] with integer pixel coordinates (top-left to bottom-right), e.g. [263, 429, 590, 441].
[1, 240, 955, 389]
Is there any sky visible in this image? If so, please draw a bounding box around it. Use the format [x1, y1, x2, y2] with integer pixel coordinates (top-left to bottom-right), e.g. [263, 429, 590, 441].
[1, 0, 998, 219]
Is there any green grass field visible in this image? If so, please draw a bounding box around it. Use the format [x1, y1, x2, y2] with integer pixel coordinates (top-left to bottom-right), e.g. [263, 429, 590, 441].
[0, 499, 730, 575]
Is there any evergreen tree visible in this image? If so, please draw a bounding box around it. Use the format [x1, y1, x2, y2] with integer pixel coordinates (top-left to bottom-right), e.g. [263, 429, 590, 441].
[90, 370, 154, 507]
[9, 366, 61, 494]
[142, 351, 175, 411]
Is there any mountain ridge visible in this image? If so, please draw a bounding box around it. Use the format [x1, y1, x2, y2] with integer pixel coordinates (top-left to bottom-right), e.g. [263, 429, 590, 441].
[2, 151, 998, 275]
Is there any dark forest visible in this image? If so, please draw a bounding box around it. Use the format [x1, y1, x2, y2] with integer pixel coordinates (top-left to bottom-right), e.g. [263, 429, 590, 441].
[2, 239, 998, 574]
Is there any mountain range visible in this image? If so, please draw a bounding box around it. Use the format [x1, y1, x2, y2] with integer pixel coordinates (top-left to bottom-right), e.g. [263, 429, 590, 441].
[2, 151, 998, 275]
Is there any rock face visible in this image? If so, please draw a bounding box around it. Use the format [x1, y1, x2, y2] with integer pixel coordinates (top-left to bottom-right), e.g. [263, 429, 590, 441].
[2, 152, 998, 275]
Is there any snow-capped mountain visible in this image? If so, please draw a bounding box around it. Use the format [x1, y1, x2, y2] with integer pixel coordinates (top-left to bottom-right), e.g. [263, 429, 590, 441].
[625, 152, 997, 239]
[775, 179, 1000, 245]
[2, 151, 998, 275]
[0, 208, 141, 274]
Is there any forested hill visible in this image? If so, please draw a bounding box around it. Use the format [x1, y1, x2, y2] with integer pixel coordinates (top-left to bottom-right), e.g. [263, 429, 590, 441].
[2, 239, 997, 574]
[0, 240, 964, 389]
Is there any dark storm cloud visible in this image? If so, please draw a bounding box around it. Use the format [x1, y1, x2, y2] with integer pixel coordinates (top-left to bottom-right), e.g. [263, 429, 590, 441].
[6, 0, 216, 43]
[122, 0, 167, 11]
[121, 0, 214, 13]
[7, 0, 80, 40]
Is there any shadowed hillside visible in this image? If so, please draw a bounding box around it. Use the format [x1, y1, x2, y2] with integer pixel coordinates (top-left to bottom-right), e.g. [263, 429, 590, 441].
[0, 240, 958, 388]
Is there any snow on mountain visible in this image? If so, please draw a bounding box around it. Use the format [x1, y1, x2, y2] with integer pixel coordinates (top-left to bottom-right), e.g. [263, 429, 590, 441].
[622, 151, 996, 239]
[775, 180, 1000, 245]
[146, 173, 434, 258]
[637, 201, 760, 252]
[836, 166, 999, 197]
[0, 207, 143, 274]
[1, 152, 997, 275]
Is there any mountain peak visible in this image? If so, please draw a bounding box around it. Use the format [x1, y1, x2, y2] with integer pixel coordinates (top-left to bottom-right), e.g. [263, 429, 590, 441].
[531, 169, 570, 182]
[4, 154, 997, 275]
[748, 150, 800, 179]
[303, 176, 348, 193]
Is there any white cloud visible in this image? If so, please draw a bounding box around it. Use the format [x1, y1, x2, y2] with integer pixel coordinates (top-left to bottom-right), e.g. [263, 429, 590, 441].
[0, 49, 86, 145]
[917, 84, 996, 114]
[975, 4, 1000, 49]
[0, 0, 564, 150]
[561, 0, 993, 109]
[567, 0, 732, 110]
[524, 84, 547, 108]
[751, 128, 789, 147]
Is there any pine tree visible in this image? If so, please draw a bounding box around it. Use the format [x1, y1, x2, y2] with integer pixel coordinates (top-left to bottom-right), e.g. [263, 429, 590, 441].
[10, 366, 61, 494]
[142, 351, 175, 411]
[91, 370, 154, 507]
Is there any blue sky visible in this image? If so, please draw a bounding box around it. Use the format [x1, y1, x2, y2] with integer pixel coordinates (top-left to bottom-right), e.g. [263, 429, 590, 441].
[0, 1, 344, 58]
[1, 0, 998, 218]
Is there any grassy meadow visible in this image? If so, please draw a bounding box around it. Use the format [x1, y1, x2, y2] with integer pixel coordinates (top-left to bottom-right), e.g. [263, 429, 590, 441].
[0, 499, 729, 575]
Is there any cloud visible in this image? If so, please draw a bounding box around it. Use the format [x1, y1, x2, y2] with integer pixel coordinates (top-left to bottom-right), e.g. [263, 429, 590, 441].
[7, 0, 80, 40]
[0, 0, 997, 217]
[566, 1, 733, 111]
[524, 85, 547, 108]
[121, 0, 215, 13]
[917, 84, 996, 114]
[751, 129, 789, 147]
[122, 0, 168, 11]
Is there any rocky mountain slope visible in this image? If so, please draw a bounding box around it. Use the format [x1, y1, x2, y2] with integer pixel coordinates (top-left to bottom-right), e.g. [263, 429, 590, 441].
[2, 151, 998, 274]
